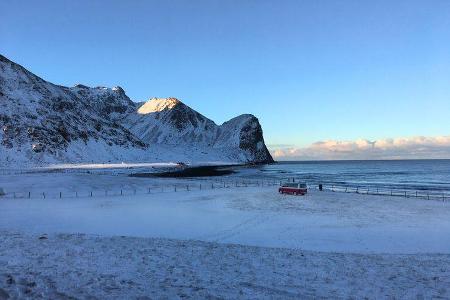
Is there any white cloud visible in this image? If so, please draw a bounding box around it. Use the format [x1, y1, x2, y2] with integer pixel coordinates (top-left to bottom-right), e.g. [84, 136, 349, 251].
[270, 136, 450, 160]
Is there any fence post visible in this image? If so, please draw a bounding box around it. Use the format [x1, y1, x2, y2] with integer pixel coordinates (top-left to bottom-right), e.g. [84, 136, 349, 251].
[59, 192, 62, 199]
[90, 191, 93, 197]
[186, 185, 189, 191]
[148, 187, 151, 194]
[43, 192, 45, 199]
[28, 191, 31, 198]
[13, 192, 16, 199]
[211, 183, 214, 189]
[200, 184, 202, 190]
[404, 191, 407, 198]
[174, 186, 177, 192]
[76, 191, 78, 198]
[121, 189, 123, 196]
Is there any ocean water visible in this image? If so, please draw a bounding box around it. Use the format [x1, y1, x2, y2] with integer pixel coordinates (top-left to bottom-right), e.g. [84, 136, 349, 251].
[235, 159, 450, 196]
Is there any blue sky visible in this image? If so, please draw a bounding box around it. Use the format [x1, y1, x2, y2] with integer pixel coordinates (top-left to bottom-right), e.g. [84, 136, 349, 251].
[1, 0, 450, 159]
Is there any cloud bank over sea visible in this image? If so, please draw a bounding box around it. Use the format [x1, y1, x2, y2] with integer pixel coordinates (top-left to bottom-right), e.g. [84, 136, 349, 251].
[270, 136, 450, 160]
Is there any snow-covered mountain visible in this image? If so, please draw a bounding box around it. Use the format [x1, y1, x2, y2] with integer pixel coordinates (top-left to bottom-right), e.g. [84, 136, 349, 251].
[0, 54, 273, 167]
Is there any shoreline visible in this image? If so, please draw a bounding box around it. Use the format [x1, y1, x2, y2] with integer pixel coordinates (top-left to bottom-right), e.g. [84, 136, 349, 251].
[0, 162, 253, 175]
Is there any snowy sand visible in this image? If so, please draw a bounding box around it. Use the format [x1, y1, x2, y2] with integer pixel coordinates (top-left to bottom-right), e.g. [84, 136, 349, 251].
[1, 171, 450, 298]
[1, 231, 449, 299]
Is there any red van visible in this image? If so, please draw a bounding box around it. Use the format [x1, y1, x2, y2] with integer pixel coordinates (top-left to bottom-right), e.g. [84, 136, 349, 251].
[278, 183, 307, 195]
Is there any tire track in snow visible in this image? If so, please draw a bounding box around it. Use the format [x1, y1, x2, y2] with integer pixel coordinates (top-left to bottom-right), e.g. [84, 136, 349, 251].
[196, 213, 274, 243]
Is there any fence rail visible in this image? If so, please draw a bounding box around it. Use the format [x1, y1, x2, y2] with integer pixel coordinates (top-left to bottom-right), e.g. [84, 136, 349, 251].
[0, 179, 448, 202]
[0, 179, 280, 200]
[314, 183, 449, 201]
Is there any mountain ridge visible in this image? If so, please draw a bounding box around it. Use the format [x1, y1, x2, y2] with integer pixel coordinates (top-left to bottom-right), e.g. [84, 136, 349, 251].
[0, 54, 273, 167]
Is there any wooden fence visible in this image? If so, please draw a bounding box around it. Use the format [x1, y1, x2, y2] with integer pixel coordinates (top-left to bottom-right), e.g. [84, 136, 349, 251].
[0, 179, 448, 202]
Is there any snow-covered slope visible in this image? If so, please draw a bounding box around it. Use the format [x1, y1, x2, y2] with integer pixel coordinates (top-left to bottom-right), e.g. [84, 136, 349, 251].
[0, 54, 273, 167]
[127, 97, 219, 146]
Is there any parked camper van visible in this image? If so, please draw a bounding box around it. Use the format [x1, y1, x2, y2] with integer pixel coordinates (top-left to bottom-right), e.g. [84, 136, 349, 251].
[278, 182, 307, 195]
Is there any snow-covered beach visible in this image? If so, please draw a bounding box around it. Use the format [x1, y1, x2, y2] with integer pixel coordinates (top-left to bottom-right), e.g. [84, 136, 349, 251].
[1, 232, 449, 299]
[1, 170, 450, 298]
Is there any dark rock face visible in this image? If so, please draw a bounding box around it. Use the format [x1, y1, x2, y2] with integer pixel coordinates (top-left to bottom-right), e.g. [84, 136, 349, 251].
[215, 114, 273, 164]
[169, 103, 201, 131]
[0, 54, 274, 165]
[238, 116, 274, 163]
